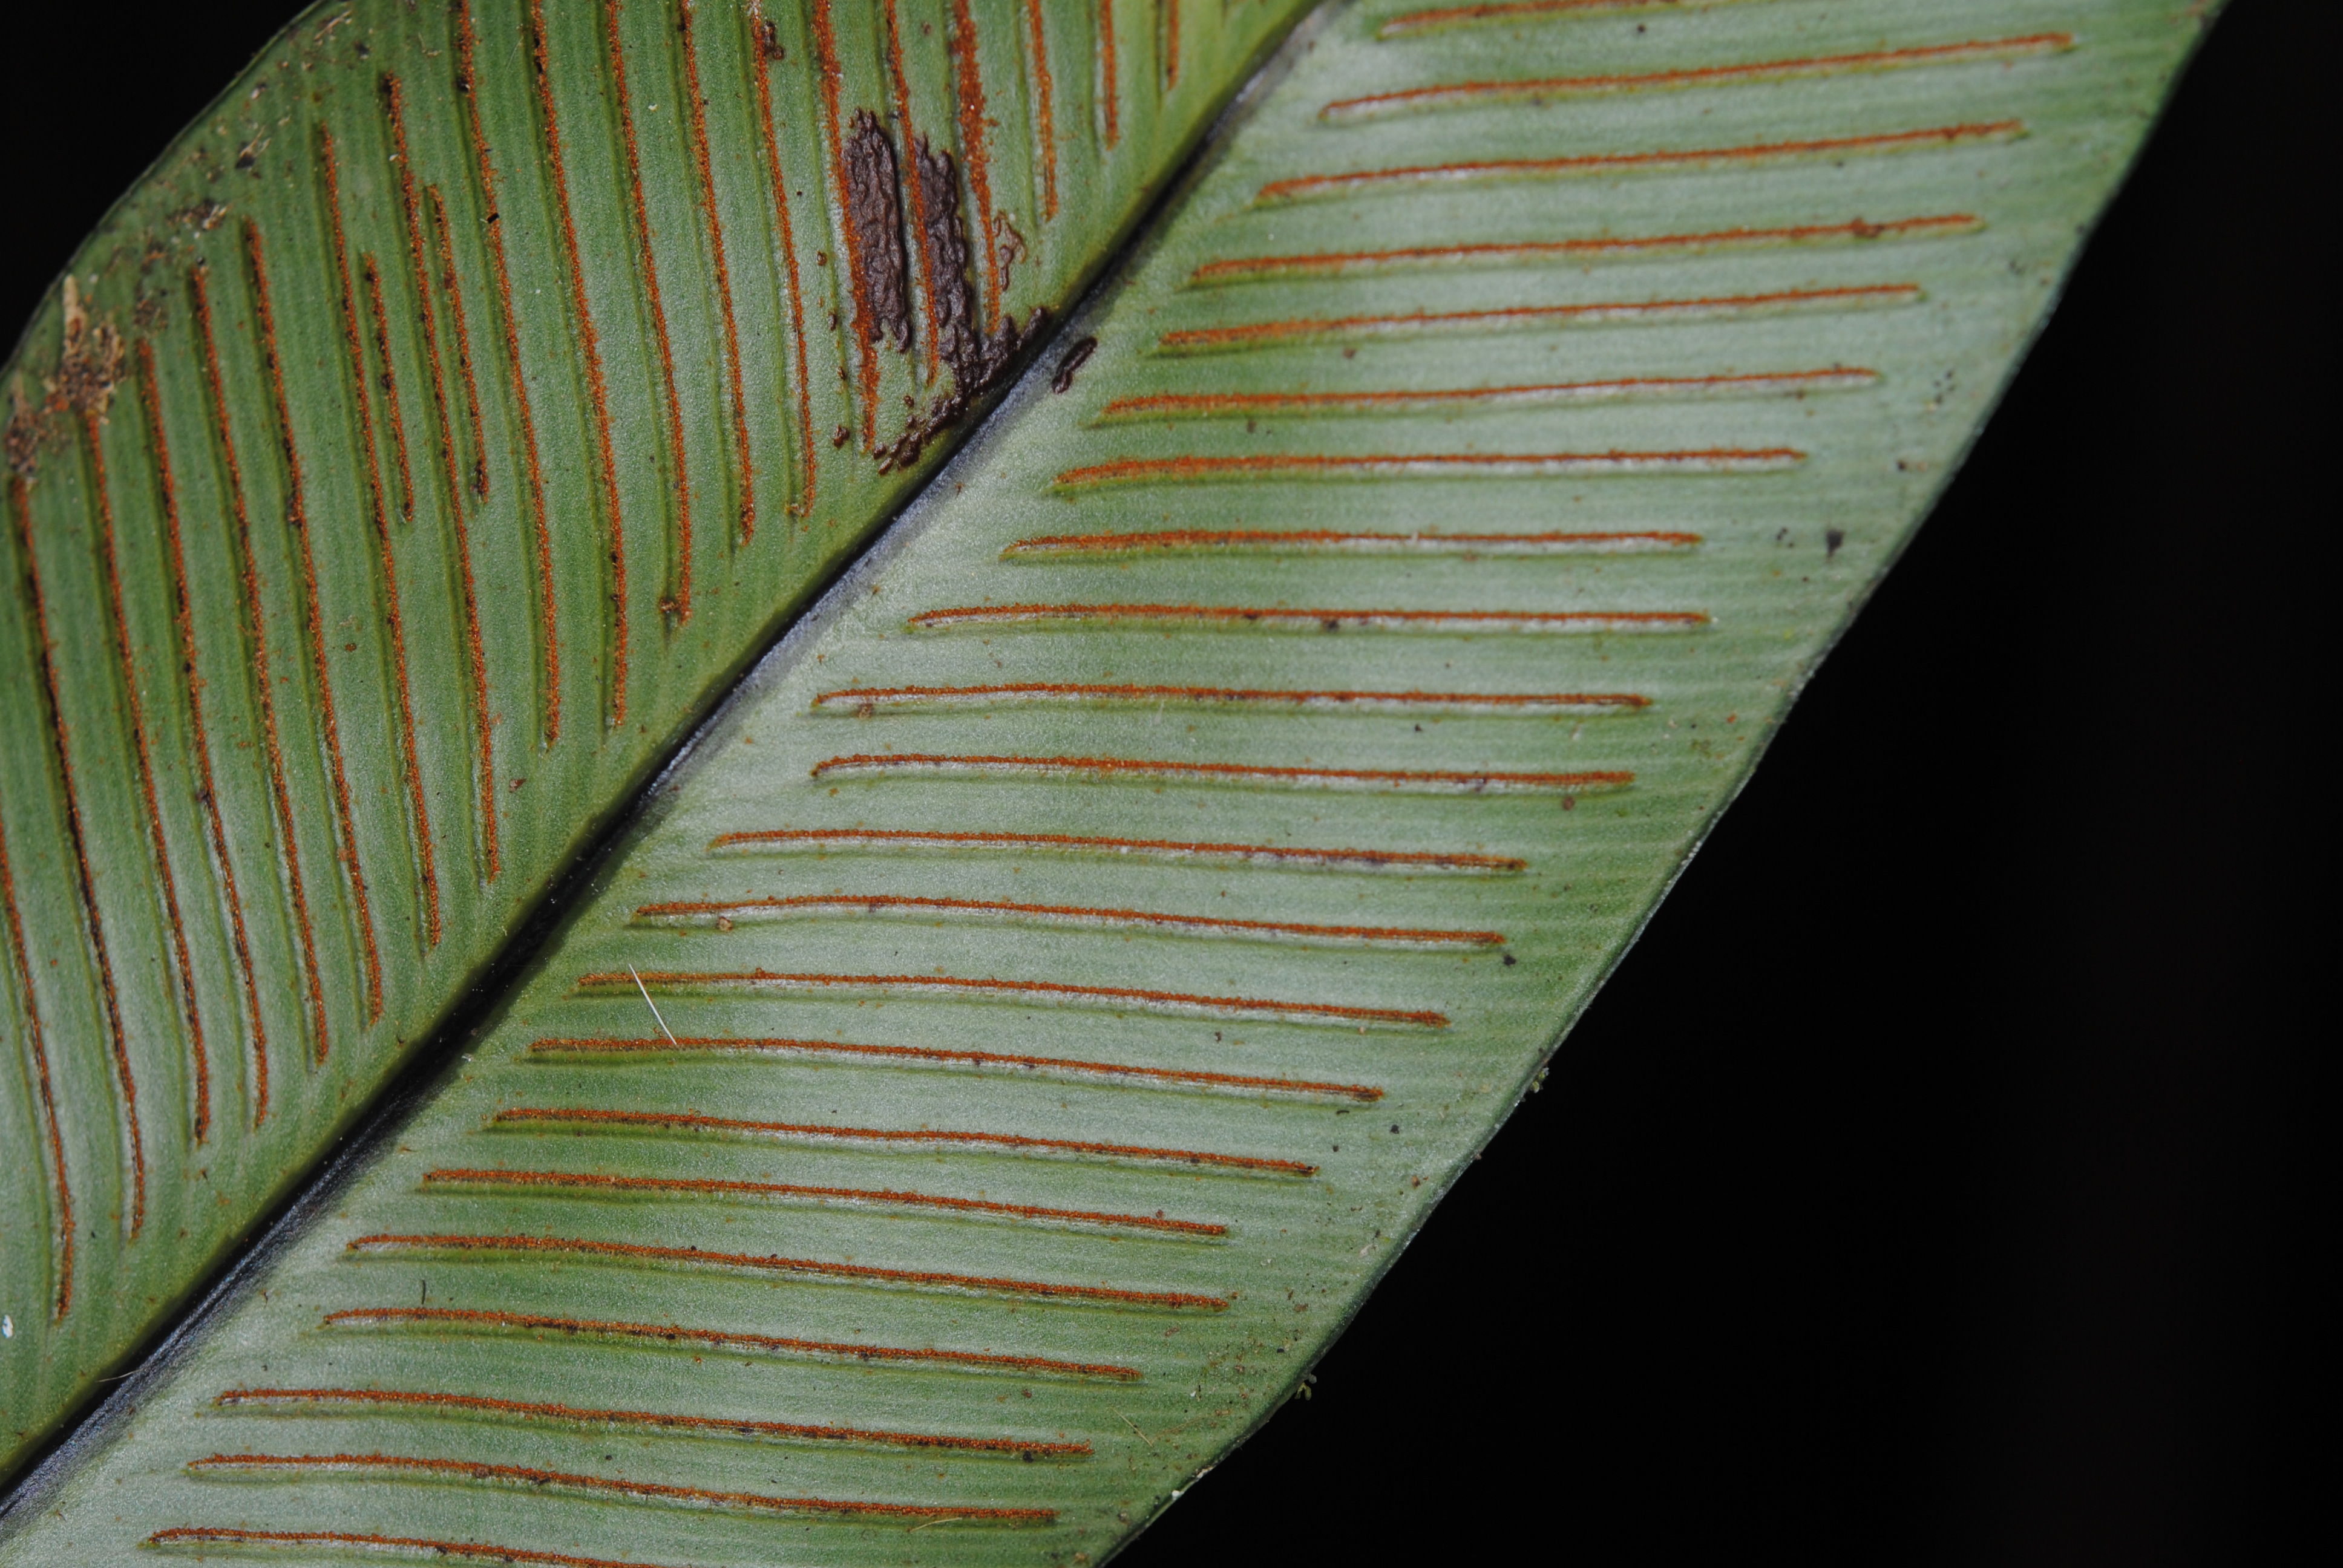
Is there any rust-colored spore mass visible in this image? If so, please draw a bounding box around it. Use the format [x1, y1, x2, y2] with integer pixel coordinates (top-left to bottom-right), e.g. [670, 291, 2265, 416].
[0, 682, 71, 1315]
[808, 752, 1633, 805]
[321, 1305, 1146, 1380]
[531, 1031, 1388, 1102]
[1025, 0, 1060, 217]
[490, 1105, 1319, 1176]
[811, 0, 876, 442]
[381, 76, 466, 516]
[1097, 369, 1875, 419]
[576, 965, 1434, 1027]
[639, 889, 1503, 949]
[706, 825, 1524, 876]
[424, 188, 492, 503]
[948, 0, 1002, 315]
[812, 679, 1649, 710]
[1052, 451, 1799, 485]
[424, 1165, 1228, 1236]
[579, 965, 1452, 1028]
[384, 79, 497, 877]
[177, 1453, 1059, 1521]
[358, 258, 416, 518]
[79, 408, 209, 1143]
[453, 2, 562, 743]
[678, 0, 756, 546]
[603, 0, 695, 626]
[146, 1529, 664, 1568]
[1382, 0, 1697, 31]
[138, 341, 267, 1125]
[421, 224, 500, 872]
[190, 266, 332, 1063]
[1096, 0, 1120, 145]
[346, 1232, 1231, 1312]
[749, 1, 818, 515]
[321, 130, 440, 953]
[1258, 120, 2025, 202]
[1003, 527, 1702, 555]
[904, 601, 1711, 631]
[845, 109, 915, 358]
[525, 0, 628, 728]
[1161, 289, 1916, 350]
[247, 218, 387, 1030]
[214, 1385, 1094, 1455]
[1185, 224, 1971, 287]
[1322, 33, 2075, 118]
[8, 472, 145, 1236]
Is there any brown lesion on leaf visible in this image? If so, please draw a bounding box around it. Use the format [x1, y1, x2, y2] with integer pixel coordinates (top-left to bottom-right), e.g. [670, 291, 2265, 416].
[870, 137, 1046, 474]
[1052, 335, 1098, 393]
[172, 197, 228, 233]
[831, 113, 1045, 472]
[7, 278, 128, 475]
[52, 278, 126, 419]
[996, 211, 1028, 281]
[917, 136, 976, 375]
[3, 390, 43, 478]
[842, 109, 913, 358]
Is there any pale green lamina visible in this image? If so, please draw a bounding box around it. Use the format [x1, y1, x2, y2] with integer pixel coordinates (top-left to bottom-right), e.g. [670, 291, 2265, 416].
[2, 0, 2216, 1562]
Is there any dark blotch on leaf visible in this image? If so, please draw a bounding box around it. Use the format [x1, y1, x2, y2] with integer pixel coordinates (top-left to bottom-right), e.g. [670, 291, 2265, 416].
[843, 109, 912, 355]
[1053, 336, 1099, 393]
[869, 137, 1047, 474]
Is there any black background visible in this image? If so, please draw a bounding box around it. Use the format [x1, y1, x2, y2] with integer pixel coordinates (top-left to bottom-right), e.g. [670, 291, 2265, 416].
[2, 4, 2309, 1561]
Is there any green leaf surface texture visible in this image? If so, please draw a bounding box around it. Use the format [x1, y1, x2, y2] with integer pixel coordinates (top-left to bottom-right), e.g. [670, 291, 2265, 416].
[2, 0, 2210, 1562]
[0, 0, 1303, 1469]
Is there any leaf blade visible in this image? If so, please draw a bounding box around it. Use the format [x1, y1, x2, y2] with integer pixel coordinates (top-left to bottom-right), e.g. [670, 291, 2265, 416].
[0, 0, 1308, 1474]
[2, 0, 2219, 1560]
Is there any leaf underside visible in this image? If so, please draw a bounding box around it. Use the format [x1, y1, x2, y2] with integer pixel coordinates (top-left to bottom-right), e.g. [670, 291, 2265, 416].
[2, 0, 2208, 1563]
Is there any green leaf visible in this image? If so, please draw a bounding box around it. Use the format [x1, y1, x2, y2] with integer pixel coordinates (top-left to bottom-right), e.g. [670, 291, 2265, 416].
[1, 0, 2215, 1561]
[0, 0, 1305, 1474]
